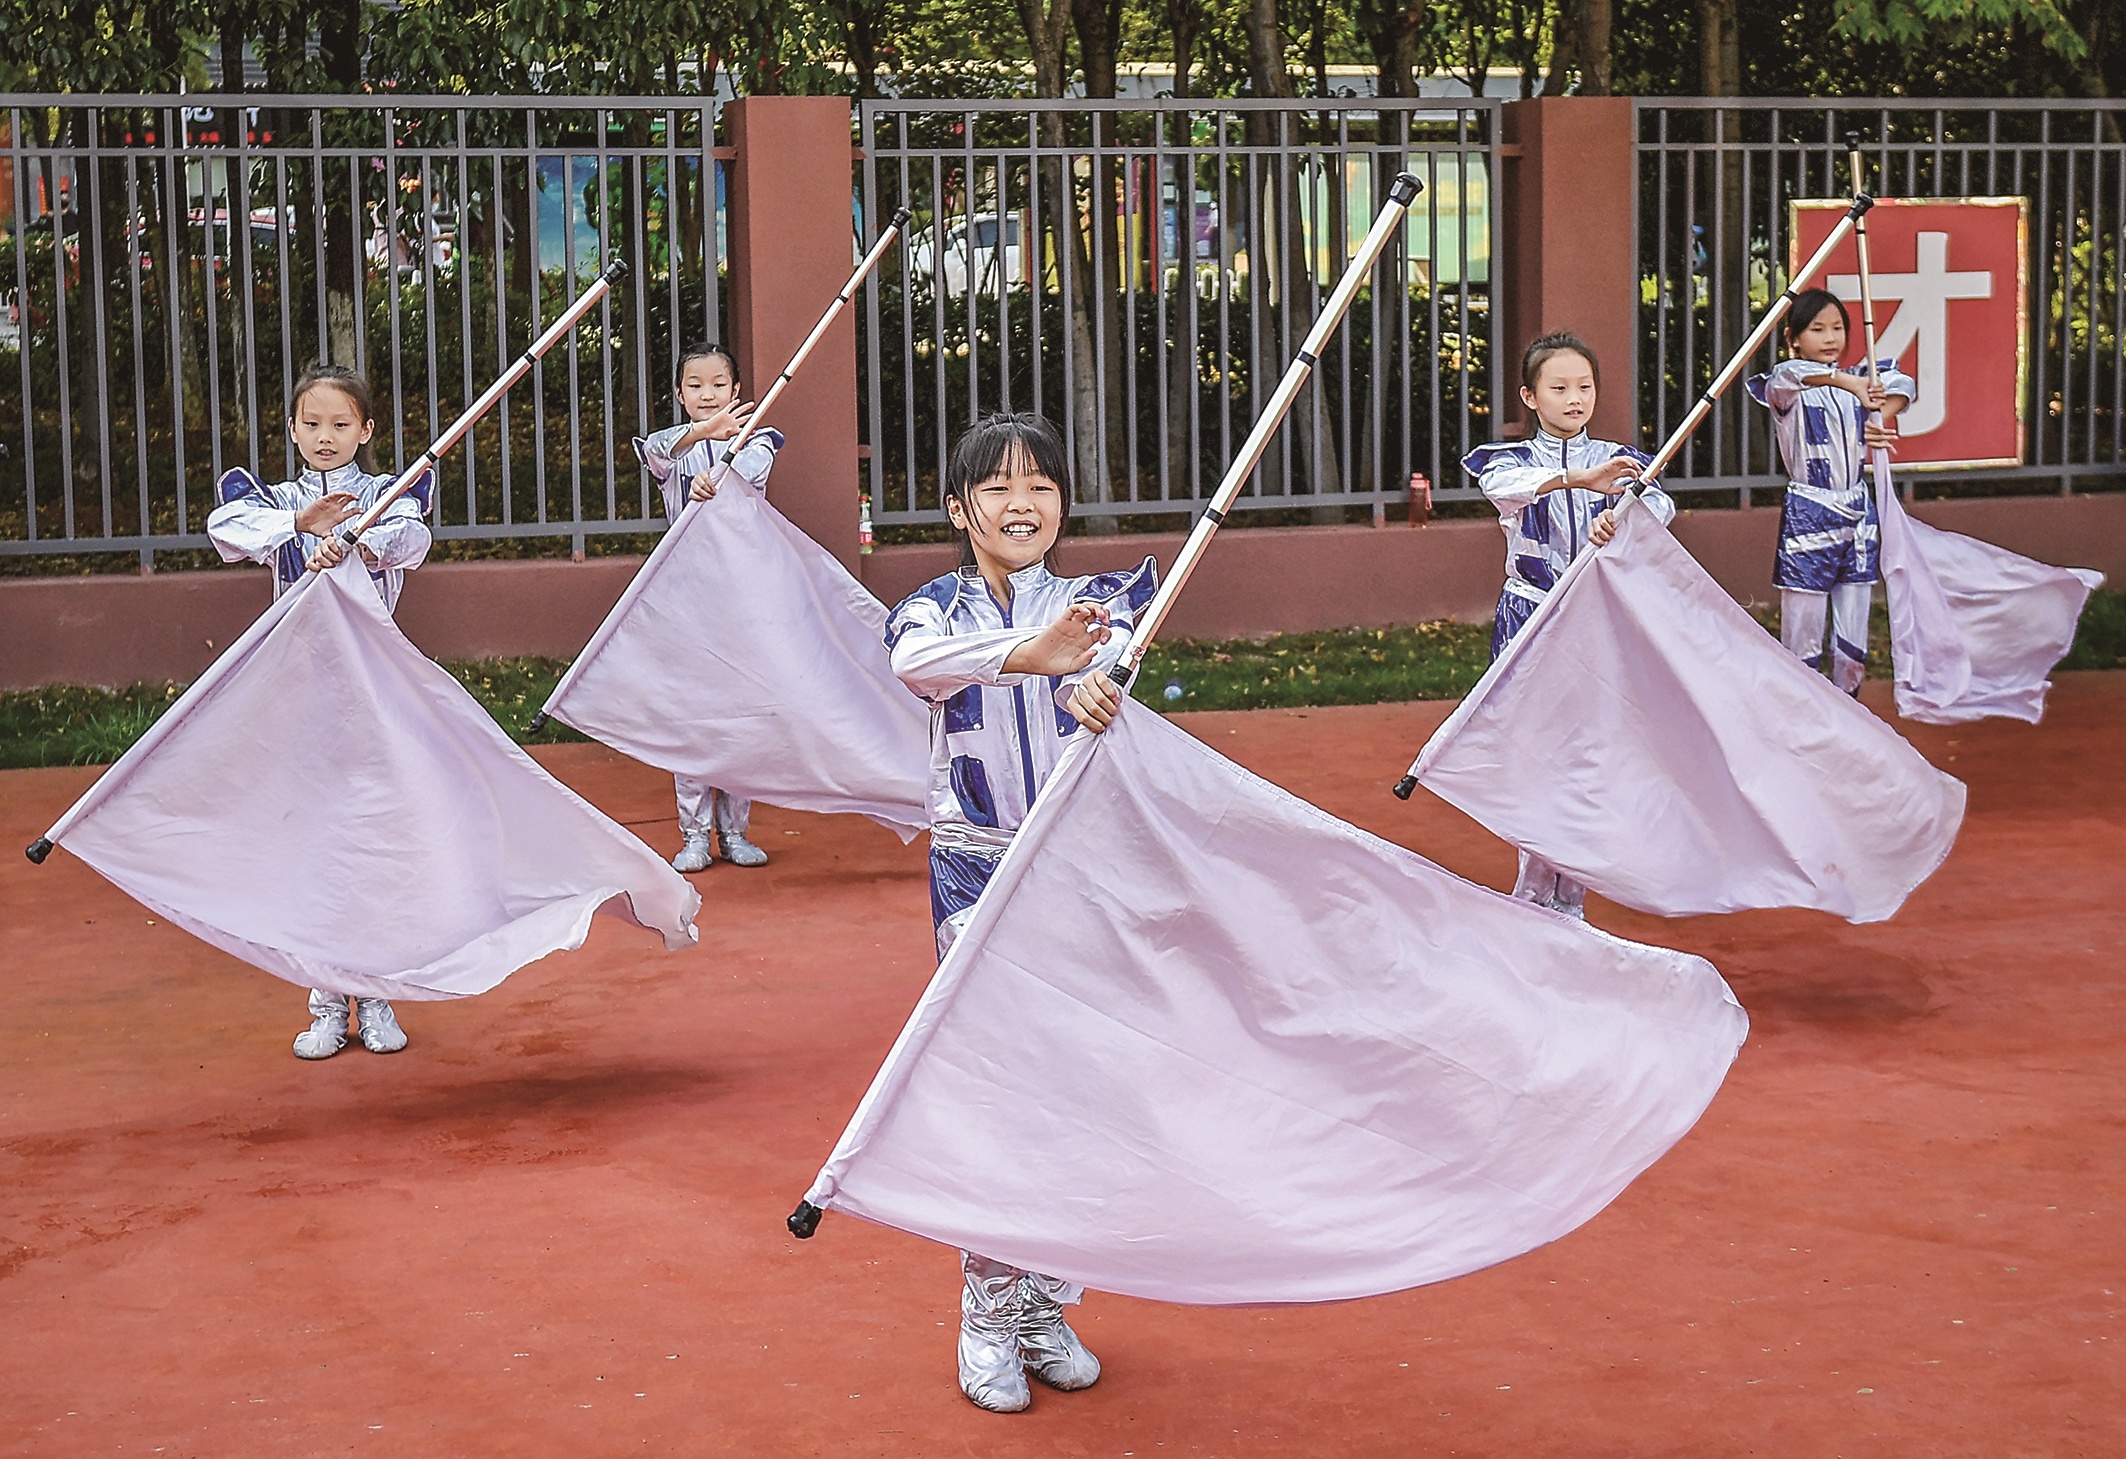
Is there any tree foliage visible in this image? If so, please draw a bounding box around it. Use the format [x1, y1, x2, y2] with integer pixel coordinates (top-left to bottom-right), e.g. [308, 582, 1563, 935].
[0, 0, 2117, 104]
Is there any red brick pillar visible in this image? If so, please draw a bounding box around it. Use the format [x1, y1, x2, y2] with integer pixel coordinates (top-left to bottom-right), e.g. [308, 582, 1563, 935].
[1498, 97, 1638, 444]
[725, 96, 861, 571]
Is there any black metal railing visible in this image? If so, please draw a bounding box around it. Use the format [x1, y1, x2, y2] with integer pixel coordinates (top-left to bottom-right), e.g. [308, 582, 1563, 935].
[1, 94, 723, 567]
[855, 97, 1502, 529]
[1638, 98, 2126, 502]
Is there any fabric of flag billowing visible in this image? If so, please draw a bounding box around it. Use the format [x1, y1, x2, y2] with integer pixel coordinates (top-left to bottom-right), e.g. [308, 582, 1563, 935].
[1411, 491, 1965, 924]
[802, 705, 1748, 1307]
[37, 556, 700, 1002]
[1873, 450, 2104, 725]
[540, 484, 930, 839]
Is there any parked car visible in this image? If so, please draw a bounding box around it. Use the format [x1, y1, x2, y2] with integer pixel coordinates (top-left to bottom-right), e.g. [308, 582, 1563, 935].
[906, 211, 1027, 298]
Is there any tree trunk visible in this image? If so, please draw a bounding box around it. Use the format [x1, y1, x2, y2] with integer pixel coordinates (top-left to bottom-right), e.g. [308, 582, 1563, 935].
[320, 0, 362, 368]
[1699, 0, 1747, 476]
[1163, 0, 1201, 500]
[1361, 0, 1425, 98]
[1074, 0, 1126, 529]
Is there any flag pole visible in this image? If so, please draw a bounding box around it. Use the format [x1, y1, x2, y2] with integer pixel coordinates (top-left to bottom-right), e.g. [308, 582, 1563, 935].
[783, 175, 1423, 1244]
[1105, 172, 1424, 691]
[338, 257, 630, 546]
[528, 206, 913, 736]
[1846, 134, 1892, 462]
[1388, 189, 1875, 801]
[1631, 193, 1875, 488]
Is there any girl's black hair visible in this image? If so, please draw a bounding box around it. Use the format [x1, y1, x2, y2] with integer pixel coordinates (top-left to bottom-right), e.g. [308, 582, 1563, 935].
[1784, 289, 1850, 345]
[1520, 330, 1599, 391]
[288, 363, 378, 473]
[943, 412, 1073, 570]
[674, 340, 741, 387]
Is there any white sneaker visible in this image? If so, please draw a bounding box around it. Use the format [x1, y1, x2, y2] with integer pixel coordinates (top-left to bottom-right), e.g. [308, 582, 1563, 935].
[293, 989, 349, 1060]
[356, 998, 408, 1054]
[716, 831, 769, 868]
[672, 830, 714, 873]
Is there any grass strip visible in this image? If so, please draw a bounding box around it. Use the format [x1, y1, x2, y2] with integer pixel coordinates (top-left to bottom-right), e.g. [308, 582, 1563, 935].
[4, 590, 2120, 771]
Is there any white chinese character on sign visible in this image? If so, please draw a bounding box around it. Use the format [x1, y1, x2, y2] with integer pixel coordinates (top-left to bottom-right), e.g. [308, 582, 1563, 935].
[1830, 231, 1991, 438]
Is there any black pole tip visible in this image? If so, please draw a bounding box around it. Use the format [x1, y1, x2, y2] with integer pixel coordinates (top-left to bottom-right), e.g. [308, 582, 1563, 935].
[1389, 172, 1423, 205]
[1845, 128, 1863, 149]
[604, 257, 630, 283]
[26, 837, 53, 864]
[1391, 775, 1418, 801]
[1850, 192, 1876, 216]
[788, 1200, 824, 1239]
[890, 205, 912, 229]
[527, 711, 550, 735]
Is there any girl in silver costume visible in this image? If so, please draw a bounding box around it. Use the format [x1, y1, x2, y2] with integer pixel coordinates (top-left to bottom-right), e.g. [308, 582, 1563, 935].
[883, 413, 1156, 1413]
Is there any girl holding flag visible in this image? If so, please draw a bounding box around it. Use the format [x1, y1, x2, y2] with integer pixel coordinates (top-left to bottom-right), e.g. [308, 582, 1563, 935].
[1747, 289, 1913, 695]
[206, 364, 433, 1060]
[883, 412, 1155, 1414]
[633, 342, 783, 873]
[1462, 331, 1675, 918]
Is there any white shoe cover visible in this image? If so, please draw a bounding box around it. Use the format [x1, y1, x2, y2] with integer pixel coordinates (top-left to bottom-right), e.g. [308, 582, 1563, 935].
[958, 1255, 1032, 1413]
[717, 832, 770, 868]
[293, 989, 349, 1060]
[672, 831, 714, 873]
[1020, 1277, 1101, 1390]
[355, 998, 408, 1054]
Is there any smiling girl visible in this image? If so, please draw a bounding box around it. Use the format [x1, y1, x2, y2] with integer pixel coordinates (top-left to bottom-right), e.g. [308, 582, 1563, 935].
[882, 412, 1156, 1414]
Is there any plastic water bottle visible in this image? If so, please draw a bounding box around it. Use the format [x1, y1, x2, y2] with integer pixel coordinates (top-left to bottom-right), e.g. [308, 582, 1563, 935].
[1163, 679, 1185, 703]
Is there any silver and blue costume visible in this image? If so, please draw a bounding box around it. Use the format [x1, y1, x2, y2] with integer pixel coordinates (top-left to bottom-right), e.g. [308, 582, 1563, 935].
[634, 424, 786, 848]
[206, 462, 433, 610]
[1746, 357, 1917, 693]
[1464, 429, 1674, 659]
[885, 553, 1156, 1412]
[206, 460, 433, 1057]
[886, 556, 1158, 958]
[1464, 429, 1673, 921]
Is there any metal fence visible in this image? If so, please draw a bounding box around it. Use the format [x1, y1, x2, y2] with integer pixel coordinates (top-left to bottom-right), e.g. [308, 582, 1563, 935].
[1638, 99, 2126, 502]
[855, 98, 1501, 528]
[1, 94, 723, 567]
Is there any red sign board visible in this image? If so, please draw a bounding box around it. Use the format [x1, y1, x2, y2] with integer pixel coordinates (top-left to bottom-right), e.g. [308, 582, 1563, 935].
[1789, 197, 2029, 470]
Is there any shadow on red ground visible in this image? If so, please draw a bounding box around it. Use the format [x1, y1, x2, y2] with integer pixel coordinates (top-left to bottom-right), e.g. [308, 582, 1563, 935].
[1, 678, 2121, 1457]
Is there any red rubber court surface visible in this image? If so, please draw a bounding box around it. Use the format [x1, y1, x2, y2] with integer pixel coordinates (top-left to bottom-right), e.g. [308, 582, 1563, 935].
[2, 678, 2121, 1457]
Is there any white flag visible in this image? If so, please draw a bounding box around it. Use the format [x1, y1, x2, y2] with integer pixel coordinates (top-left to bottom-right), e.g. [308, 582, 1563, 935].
[1411, 491, 1965, 924]
[541, 485, 931, 839]
[803, 705, 1747, 1307]
[1875, 453, 2104, 725]
[38, 558, 700, 1001]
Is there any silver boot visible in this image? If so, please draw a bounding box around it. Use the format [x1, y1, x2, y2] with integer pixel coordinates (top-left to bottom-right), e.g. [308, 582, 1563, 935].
[355, 998, 408, 1054]
[958, 1253, 1032, 1413]
[293, 989, 349, 1060]
[1020, 1272, 1101, 1391]
[671, 829, 714, 873]
[716, 831, 769, 868]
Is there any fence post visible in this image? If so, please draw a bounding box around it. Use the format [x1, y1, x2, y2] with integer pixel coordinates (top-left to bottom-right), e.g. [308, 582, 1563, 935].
[1498, 97, 1638, 445]
[725, 96, 862, 572]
